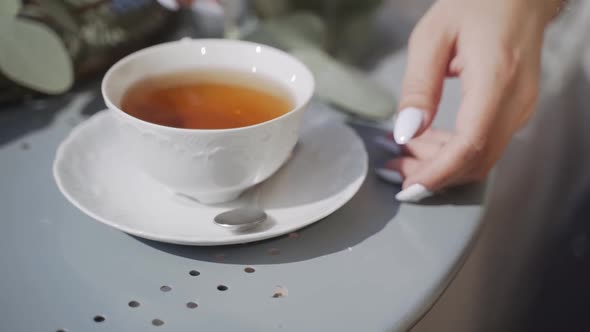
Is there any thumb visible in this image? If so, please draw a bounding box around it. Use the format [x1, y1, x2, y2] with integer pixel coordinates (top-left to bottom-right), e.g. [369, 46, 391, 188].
[394, 19, 454, 144]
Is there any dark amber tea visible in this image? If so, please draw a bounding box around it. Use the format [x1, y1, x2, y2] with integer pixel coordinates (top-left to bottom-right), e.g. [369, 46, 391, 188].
[121, 69, 294, 129]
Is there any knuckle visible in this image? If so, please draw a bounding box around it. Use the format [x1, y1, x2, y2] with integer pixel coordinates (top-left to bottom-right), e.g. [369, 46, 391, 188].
[458, 135, 488, 162]
[403, 78, 439, 100]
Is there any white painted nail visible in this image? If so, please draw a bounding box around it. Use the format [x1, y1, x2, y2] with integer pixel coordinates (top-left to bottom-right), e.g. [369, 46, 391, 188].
[157, 0, 179, 10]
[393, 107, 425, 144]
[375, 168, 404, 184]
[395, 183, 433, 202]
[374, 136, 401, 155]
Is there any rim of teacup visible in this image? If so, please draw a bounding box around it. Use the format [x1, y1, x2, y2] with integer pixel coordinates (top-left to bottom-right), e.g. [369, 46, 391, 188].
[102, 38, 315, 133]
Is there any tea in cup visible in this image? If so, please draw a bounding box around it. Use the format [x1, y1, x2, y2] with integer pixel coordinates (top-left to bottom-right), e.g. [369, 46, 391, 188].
[102, 38, 314, 203]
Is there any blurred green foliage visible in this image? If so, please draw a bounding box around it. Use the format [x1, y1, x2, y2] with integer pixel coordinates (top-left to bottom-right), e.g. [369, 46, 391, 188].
[0, 0, 172, 103]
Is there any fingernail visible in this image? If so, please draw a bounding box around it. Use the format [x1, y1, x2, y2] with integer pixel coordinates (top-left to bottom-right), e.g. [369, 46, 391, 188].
[394, 107, 425, 144]
[374, 136, 401, 155]
[157, 0, 180, 10]
[395, 183, 433, 202]
[375, 168, 403, 184]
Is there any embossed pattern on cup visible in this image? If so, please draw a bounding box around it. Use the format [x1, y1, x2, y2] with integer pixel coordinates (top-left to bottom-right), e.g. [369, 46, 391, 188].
[102, 39, 314, 203]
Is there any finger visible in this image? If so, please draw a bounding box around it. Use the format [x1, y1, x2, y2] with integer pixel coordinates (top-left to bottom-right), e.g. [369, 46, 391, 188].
[394, 15, 455, 145]
[375, 129, 451, 156]
[385, 157, 422, 178]
[374, 135, 401, 155]
[395, 136, 475, 203]
[400, 128, 452, 159]
[413, 128, 453, 145]
[396, 62, 507, 202]
[375, 168, 404, 185]
[376, 156, 421, 185]
[401, 138, 443, 160]
[386, 128, 452, 143]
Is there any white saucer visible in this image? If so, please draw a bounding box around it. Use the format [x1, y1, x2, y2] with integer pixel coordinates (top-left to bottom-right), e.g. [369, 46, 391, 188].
[53, 110, 368, 245]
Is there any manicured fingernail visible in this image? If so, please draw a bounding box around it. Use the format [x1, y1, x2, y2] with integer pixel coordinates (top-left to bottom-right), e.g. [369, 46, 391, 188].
[374, 136, 401, 155]
[394, 107, 425, 144]
[395, 183, 433, 202]
[157, 0, 180, 10]
[375, 168, 403, 184]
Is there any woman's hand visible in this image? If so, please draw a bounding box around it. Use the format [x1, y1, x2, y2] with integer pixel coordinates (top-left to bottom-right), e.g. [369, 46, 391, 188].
[383, 0, 563, 202]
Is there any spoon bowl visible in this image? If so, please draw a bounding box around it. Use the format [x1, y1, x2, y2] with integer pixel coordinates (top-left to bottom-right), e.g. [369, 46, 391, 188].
[214, 207, 267, 231]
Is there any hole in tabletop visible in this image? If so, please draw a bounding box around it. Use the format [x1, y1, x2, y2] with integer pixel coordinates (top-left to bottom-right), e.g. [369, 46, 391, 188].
[217, 285, 228, 291]
[189, 270, 200, 276]
[272, 286, 288, 298]
[160, 285, 172, 292]
[244, 267, 255, 273]
[152, 319, 165, 326]
[186, 301, 198, 309]
[128, 300, 140, 308]
[93, 315, 105, 323]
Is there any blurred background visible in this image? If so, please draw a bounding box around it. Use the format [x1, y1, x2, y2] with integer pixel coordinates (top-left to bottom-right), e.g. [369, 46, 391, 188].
[1, 1, 589, 331]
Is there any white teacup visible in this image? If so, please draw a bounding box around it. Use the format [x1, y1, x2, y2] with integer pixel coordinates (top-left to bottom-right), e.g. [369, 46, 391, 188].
[102, 38, 314, 204]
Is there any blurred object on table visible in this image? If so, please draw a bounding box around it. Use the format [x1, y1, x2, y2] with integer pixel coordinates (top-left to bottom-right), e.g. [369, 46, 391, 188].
[1, 0, 414, 120]
[241, 0, 399, 120]
[0, 0, 174, 104]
